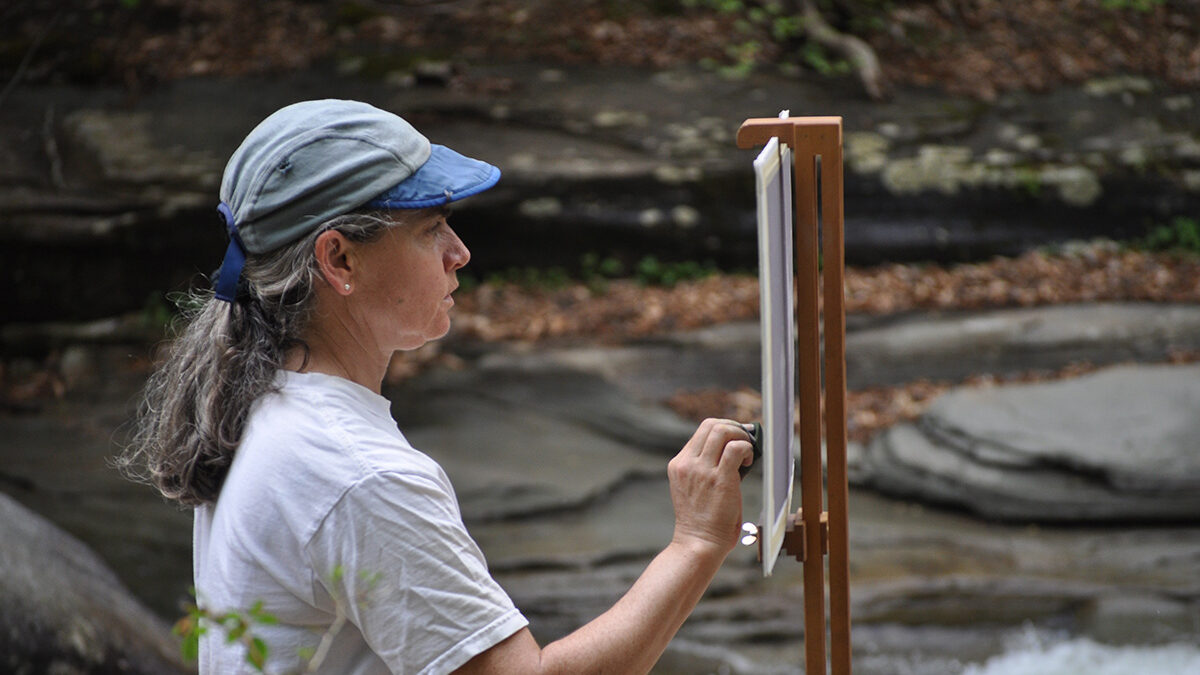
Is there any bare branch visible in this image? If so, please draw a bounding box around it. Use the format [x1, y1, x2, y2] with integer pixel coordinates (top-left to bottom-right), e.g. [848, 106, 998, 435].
[796, 0, 891, 101]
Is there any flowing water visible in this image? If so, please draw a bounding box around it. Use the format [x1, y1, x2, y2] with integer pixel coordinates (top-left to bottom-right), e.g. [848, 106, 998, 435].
[964, 626, 1200, 675]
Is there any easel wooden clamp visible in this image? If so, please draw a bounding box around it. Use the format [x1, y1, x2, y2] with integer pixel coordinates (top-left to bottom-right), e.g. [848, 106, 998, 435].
[737, 116, 852, 675]
[775, 509, 829, 563]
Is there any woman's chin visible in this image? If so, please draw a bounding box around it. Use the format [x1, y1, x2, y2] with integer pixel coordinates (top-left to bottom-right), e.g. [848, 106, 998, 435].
[397, 322, 451, 352]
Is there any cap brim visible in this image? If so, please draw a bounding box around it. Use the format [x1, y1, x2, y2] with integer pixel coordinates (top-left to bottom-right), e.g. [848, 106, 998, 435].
[365, 144, 500, 210]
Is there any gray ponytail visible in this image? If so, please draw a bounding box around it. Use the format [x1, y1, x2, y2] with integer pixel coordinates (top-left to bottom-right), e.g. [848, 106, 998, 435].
[120, 208, 426, 506]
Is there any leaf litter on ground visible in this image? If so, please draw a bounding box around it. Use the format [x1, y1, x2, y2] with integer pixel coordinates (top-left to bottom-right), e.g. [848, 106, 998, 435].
[395, 241, 1200, 441]
[6, 242, 1199, 431]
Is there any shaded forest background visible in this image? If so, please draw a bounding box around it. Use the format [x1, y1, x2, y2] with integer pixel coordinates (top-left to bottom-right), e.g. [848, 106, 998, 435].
[3, 0, 1199, 420]
[3, 0, 1199, 102]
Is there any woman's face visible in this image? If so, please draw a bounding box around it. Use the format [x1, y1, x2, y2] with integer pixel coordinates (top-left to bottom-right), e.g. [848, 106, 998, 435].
[351, 210, 470, 352]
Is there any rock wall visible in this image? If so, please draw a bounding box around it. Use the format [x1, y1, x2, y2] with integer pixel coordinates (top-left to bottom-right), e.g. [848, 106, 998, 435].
[4, 67, 1198, 322]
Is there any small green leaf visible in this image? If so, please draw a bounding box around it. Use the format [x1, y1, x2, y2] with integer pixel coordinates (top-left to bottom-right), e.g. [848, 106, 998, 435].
[180, 630, 201, 661]
[254, 611, 279, 626]
[247, 637, 269, 671]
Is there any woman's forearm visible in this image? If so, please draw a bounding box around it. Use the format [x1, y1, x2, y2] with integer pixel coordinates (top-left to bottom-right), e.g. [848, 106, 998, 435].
[537, 538, 727, 673]
[455, 419, 753, 675]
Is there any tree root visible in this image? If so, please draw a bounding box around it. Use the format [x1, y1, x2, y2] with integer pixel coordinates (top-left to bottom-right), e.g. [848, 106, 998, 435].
[796, 0, 891, 101]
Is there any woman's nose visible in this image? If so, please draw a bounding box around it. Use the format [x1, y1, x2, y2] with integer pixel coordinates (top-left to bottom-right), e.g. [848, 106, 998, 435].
[446, 228, 470, 271]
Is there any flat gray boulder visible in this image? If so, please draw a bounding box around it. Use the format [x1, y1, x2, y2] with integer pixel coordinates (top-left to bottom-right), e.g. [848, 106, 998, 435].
[0, 492, 189, 674]
[857, 364, 1200, 521]
[475, 322, 764, 402]
[847, 303, 1200, 388]
[476, 303, 1200, 397]
[386, 364, 693, 521]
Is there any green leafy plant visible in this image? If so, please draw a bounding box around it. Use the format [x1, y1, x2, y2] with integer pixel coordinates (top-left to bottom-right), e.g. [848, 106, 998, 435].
[634, 256, 719, 286]
[1140, 216, 1200, 254]
[800, 41, 850, 76]
[1014, 167, 1044, 199]
[177, 566, 382, 674]
[683, 0, 806, 77]
[484, 265, 572, 290]
[580, 253, 626, 293]
[1100, 0, 1165, 12]
[479, 254, 720, 293]
[720, 40, 763, 78]
[680, 0, 888, 78]
[580, 253, 625, 280]
[175, 595, 277, 672]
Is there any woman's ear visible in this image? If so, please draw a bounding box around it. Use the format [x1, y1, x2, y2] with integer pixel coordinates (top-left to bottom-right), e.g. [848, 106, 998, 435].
[313, 230, 354, 296]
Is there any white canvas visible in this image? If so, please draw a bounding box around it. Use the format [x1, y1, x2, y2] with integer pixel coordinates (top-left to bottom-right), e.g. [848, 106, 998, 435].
[753, 134, 797, 577]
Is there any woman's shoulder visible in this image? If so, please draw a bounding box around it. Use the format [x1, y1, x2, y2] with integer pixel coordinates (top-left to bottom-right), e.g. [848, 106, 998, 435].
[217, 370, 451, 537]
[238, 369, 442, 484]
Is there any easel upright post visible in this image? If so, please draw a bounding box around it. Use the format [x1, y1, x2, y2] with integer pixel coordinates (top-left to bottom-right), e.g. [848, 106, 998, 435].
[791, 123, 827, 674]
[736, 116, 851, 675]
[819, 124, 852, 675]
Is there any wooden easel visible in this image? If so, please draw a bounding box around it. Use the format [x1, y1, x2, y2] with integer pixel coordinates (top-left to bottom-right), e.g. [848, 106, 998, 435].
[737, 117, 851, 675]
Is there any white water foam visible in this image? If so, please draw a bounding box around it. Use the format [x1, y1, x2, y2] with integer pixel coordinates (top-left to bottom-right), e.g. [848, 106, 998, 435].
[963, 629, 1200, 675]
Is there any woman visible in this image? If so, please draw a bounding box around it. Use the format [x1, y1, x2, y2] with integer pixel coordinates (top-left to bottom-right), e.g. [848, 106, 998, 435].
[122, 99, 755, 674]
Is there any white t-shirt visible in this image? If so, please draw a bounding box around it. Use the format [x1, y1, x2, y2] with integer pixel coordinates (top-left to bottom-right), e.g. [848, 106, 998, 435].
[193, 370, 527, 675]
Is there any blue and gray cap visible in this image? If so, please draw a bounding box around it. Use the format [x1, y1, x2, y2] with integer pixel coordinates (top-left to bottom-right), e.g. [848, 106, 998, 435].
[214, 99, 500, 302]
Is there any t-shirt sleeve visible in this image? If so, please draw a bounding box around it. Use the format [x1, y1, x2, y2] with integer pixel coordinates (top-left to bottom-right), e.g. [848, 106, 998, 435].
[306, 470, 527, 675]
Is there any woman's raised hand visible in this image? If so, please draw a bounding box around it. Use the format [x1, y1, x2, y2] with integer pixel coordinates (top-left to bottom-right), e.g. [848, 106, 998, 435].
[667, 418, 756, 558]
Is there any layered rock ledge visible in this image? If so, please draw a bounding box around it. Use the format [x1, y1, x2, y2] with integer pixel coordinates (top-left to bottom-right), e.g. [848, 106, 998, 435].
[856, 363, 1200, 522]
[5, 68, 1199, 321]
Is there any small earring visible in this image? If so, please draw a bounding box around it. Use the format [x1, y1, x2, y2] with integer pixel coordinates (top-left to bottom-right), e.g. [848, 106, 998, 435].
[343, 283, 351, 292]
